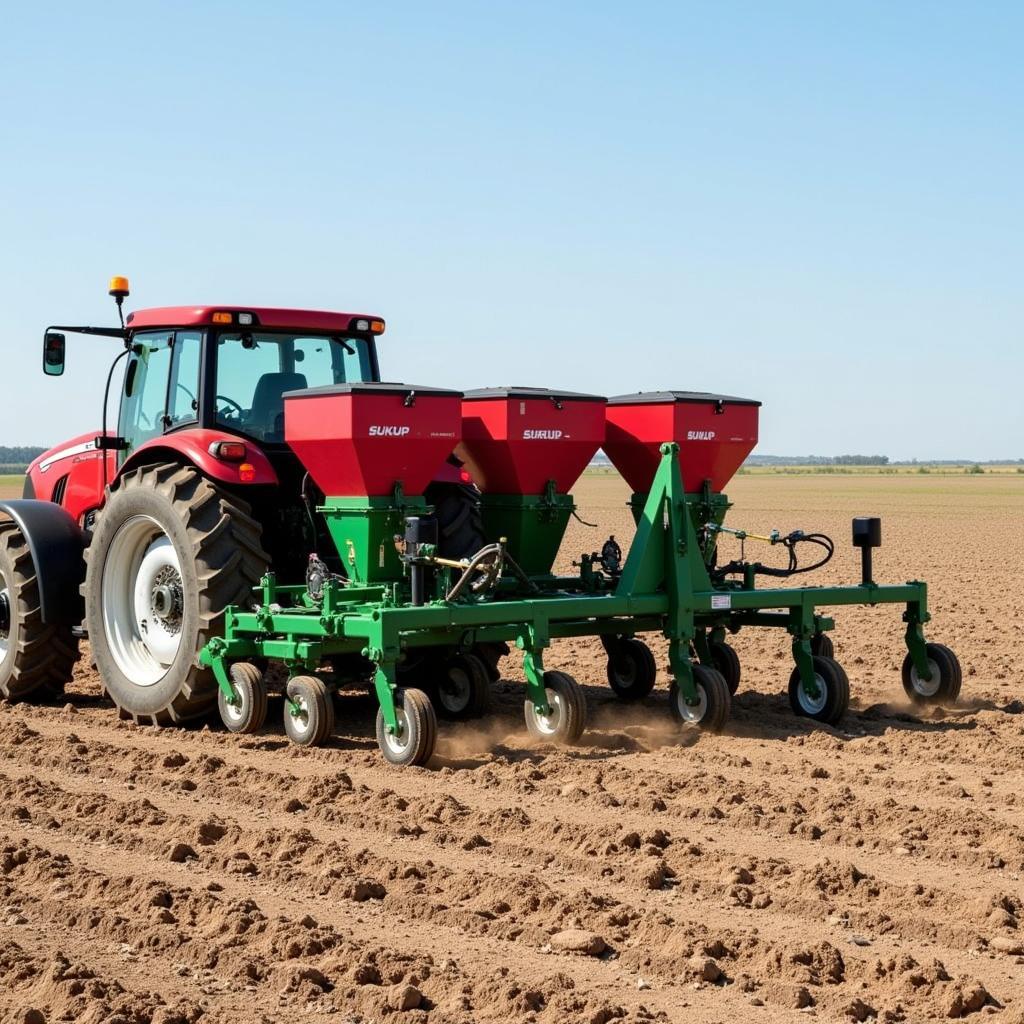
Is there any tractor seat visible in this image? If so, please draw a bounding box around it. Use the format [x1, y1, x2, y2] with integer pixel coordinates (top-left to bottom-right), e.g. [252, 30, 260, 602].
[249, 371, 308, 441]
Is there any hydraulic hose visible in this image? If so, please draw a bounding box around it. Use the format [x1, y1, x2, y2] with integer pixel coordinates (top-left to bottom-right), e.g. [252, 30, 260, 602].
[711, 530, 834, 582]
[443, 543, 506, 602]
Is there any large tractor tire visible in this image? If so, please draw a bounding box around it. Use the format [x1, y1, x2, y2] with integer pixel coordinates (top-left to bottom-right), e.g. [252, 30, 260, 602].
[424, 480, 507, 680]
[84, 463, 267, 725]
[425, 480, 487, 560]
[0, 524, 79, 701]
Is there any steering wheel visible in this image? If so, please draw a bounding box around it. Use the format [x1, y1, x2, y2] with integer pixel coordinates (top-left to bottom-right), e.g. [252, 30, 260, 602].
[215, 395, 245, 420]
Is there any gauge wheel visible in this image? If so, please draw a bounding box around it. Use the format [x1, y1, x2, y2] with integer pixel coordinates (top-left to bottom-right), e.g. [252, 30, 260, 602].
[901, 643, 962, 705]
[606, 637, 658, 701]
[218, 661, 268, 734]
[707, 640, 741, 695]
[810, 633, 835, 658]
[435, 652, 491, 720]
[376, 687, 437, 767]
[669, 663, 730, 731]
[523, 670, 587, 745]
[788, 655, 850, 725]
[284, 674, 335, 747]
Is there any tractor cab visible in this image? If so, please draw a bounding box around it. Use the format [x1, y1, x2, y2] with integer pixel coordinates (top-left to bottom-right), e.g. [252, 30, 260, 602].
[117, 313, 382, 453]
[33, 287, 386, 520]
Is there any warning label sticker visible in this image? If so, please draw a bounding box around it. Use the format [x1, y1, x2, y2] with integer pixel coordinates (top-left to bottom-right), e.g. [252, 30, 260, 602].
[710, 594, 732, 610]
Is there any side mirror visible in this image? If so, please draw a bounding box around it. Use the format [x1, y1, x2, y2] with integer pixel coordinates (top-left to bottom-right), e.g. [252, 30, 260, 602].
[43, 332, 66, 376]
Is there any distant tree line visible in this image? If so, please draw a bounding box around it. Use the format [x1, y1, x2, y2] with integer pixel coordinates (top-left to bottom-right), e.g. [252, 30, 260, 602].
[745, 454, 889, 466]
[0, 446, 47, 474]
[831, 455, 890, 465]
[0, 446, 46, 464]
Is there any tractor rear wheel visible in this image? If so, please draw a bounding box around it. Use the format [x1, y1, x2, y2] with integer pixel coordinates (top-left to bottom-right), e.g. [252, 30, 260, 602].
[426, 480, 486, 560]
[0, 524, 79, 701]
[84, 462, 267, 725]
[425, 479, 507, 680]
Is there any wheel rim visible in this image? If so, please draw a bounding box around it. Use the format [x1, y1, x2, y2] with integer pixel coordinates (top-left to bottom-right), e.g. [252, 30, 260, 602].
[0, 584, 10, 659]
[676, 682, 707, 724]
[289, 694, 312, 736]
[382, 707, 412, 754]
[530, 687, 563, 736]
[438, 666, 471, 713]
[797, 673, 829, 714]
[101, 516, 184, 686]
[909, 658, 942, 698]
[223, 684, 247, 723]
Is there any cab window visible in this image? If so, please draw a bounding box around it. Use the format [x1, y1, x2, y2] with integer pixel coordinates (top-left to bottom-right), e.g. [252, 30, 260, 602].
[120, 330, 201, 454]
[168, 332, 201, 425]
[214, 332, 373, 442]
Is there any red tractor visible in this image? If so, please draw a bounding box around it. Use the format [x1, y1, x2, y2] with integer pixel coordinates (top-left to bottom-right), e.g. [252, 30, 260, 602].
[1, 279, 490, 724]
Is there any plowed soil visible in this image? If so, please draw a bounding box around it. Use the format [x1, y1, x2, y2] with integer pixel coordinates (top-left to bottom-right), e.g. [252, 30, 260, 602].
[2, 473, 1022, 1024]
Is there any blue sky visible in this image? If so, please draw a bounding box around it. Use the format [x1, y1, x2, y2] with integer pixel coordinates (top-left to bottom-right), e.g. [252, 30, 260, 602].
[1, 1, 1020, 459]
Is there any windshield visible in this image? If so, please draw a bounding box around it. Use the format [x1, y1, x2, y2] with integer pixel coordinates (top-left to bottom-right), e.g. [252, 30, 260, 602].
[214, 331, 374, 442]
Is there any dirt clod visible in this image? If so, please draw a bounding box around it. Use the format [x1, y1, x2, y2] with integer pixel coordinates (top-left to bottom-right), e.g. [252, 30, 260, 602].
[688, 956, 723, 983]
[991, 937, 1024, 956]
[551, 929, 607, 956]
[945, 980, 989, 1018]
[845, 997, 876, 1021]
[167, 842, 197, 863]
[389, 983, 423, 1011]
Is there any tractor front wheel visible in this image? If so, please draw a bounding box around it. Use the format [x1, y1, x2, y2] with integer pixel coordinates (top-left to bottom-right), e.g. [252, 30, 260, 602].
[84, 462, 267, 724]
[0, 524, 79, 701]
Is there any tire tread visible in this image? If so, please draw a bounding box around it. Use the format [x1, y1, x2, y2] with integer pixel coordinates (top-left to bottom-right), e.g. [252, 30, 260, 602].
[0, 524, 79, 701]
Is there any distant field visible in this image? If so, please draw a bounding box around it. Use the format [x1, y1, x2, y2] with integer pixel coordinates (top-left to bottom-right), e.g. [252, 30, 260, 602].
[737, 463, 1022, 476]
[0, 474, 24, 498]
[586, 463, 1023, 477]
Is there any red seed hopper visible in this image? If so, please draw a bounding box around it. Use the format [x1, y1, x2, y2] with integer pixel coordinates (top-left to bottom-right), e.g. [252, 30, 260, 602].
[284, 382, 462, 497]
[457, 386, 607, 494]
[604, 391, 761, 493]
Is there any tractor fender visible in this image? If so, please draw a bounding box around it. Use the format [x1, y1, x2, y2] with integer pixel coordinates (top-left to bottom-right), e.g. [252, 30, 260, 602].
[119, 429, 279, 487]
[0, 500, 85, 626]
